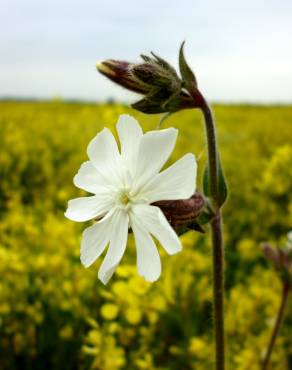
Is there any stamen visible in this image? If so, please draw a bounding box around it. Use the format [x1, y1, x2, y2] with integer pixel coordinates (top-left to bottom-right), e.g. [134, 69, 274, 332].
[120, 192, 130, 205]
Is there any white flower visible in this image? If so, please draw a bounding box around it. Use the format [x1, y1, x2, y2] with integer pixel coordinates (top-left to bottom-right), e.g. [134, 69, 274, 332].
[65, 115, 197, 284]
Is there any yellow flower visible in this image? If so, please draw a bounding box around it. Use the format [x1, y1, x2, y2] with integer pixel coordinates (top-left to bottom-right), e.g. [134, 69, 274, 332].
[125, 308, 142, 325]
[101, 304, 119, 320]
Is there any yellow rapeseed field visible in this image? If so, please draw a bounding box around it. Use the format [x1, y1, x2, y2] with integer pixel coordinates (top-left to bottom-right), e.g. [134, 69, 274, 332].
[0, 101, 291, 370]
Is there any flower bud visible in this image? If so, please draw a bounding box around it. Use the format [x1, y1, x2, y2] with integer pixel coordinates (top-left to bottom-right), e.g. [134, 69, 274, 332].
[152, 193, 206, 234]
[97, 44, 200, 114]
[132, 90, 197, 114]
[132, 62, 179, 89]
[262, 243, 280, 266]
[97, 60, 149, 95]
[261, 240, 292, 287]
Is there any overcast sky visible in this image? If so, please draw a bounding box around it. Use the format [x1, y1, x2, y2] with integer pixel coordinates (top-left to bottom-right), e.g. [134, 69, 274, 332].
[1, 0, 292, 103]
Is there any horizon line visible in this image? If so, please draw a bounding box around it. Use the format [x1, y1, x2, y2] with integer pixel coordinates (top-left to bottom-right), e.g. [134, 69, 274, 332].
[1, 96, 292, 107]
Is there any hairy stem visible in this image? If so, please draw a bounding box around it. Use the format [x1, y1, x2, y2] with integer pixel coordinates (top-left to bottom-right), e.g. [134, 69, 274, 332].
[192, 90, 225, 370]
[199, 95, 219, 204]
[262, 282, 290, 370]
[210, 210, 225, 370]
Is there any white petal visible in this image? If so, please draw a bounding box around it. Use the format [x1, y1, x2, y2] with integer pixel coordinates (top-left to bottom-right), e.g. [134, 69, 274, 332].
[133, 128, 178, 189]
[64, 195, 113, 222]
[73, 161, 113, 194]
[98, 210, 129, 284]
[139, 154, 197, 203]
[87, 128, 121, 185]
[131, 216, 161, 282]
[116, 115, 143, 174]
[80, 211, 114, 267]
[131, 204, 182, 255]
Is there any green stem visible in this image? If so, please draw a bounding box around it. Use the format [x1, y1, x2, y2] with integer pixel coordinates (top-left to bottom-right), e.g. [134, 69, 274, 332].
[262, 282, 290, 370]
[200, 97, 219, 204]
[210, 210, 225, 370]
[192, 90, 225, 370]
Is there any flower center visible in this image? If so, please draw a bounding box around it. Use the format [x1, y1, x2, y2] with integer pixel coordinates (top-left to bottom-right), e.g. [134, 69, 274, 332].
[120, 192, 130, 206]
[117, 189, 133, 210]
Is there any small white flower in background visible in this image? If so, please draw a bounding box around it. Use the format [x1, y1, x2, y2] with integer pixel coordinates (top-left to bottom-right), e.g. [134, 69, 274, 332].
[65, 115, 197, 284]
[287, 231, 292, 247]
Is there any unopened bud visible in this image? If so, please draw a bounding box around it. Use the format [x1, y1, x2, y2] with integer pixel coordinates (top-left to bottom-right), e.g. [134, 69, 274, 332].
[97, 43, 200, 114]
[152, 193, 206, 234]
[132, 60, 180, 90]
[261, 241, 292, 287]
[97, 60, 149, 95]
[262, 243, 281, 267]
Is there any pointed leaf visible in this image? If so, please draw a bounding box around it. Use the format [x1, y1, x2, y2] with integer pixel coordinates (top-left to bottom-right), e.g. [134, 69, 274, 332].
[203, 165, 210, 197]
[203, 160, 228, 207]
[217, 158, 228, 207]
[179, 41, 197, 93]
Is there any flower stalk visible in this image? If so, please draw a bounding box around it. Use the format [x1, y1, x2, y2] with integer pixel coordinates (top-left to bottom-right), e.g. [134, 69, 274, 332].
[191, 90, 219, 205]
[195, 91, 226, 370]
[261, 237, 292, 369]
[262, 282, 290, 370]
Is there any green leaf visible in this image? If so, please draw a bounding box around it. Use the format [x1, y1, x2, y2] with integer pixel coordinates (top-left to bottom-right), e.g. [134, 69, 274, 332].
[179, 41, 197, 93]
[203, 165, 210, 197]
[203, 160, 228, 207]
[217, 158, 228, 207]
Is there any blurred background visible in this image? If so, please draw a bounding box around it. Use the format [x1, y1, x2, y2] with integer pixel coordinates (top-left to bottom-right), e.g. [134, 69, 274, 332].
[0, 1, 292, 369]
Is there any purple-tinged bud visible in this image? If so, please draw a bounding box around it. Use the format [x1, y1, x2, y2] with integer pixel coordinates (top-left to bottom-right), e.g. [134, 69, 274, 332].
[97, 60, 150, 95]
[261, 241, 292, 287]
[132, 62, 180, 90]
[152, 193, 206, 234]
[262, 243, 282, 268]
[97, 44, 200, 115]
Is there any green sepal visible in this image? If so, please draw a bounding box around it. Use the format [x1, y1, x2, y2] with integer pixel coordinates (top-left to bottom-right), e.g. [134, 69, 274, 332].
[150, 51, 179, 77]
[158, 112, 173, 128]
[175, 209, 213, 235]
[175, 222, 206, 236]
[179, 41, 197, 93]
[187, 222, 206, 234]
[175, 225, 191, 236]
[140, 54, 152, 63]
[196, 211, 213, 226]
